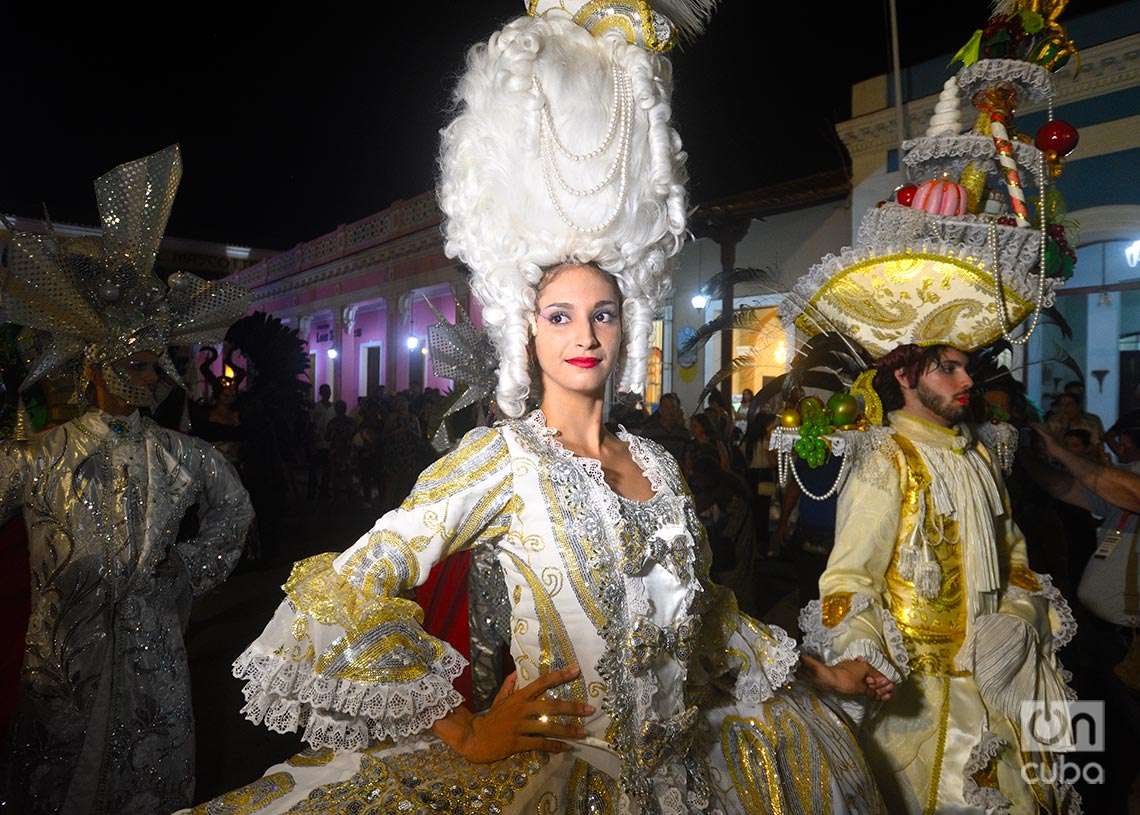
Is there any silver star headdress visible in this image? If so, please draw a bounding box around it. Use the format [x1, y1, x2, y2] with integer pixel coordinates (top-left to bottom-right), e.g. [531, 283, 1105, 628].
[0, 145, 252, 406]
[425, 299, 497, 452]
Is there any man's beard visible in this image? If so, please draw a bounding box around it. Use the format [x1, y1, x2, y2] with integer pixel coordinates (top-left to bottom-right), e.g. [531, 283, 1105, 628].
[917, 381, 967, 423]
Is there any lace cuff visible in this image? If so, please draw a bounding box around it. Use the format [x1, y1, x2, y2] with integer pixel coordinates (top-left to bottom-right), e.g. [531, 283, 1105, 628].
[730, 620, 800, 706]
[962, 731, 1013, 813]
[232, 593, 467, 749]
[1004, 569, 1077, 654]
[799, 595, 910, 683]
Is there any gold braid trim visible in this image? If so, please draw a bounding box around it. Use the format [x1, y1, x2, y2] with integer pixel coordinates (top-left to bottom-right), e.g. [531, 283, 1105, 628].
[850, 370, 883, 426]
[924, 677, 953, 815]
[821, 592, 853, 628]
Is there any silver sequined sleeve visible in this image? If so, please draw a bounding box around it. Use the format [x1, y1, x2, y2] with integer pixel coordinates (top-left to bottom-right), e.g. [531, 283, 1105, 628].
[167, 432, 254, 596]
[0, 441, 30, 525]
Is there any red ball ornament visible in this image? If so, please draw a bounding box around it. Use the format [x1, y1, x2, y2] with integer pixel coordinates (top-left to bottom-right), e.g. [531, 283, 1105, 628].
[895, 184, 918, 207]
[1035, 119, 1079, 157]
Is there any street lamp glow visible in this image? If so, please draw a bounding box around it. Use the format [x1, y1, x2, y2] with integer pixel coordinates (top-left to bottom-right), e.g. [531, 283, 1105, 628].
[421, 346, 429, 356]
[691, 293, 709, 309]
[326, 348, 338, 360]
[405, 336, 420, 350]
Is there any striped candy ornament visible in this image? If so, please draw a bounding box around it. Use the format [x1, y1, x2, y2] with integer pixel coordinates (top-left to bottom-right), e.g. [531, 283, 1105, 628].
[988, 115, 1031, 227]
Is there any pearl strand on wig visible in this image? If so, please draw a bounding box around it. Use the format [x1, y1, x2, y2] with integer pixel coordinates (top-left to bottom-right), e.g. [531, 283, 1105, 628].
[536, 64, 634, 233]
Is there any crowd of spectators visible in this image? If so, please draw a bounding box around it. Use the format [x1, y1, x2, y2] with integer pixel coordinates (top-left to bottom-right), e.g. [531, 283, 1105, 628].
[299, 383, 446, 511]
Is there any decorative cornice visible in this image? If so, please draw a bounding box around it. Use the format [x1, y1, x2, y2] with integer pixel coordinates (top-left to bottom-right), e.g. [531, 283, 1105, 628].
[838, 33, 1140, 157]
[270, 267, 468, 323]
[230, 191, 440, 290]
[247, 227, 444, 302]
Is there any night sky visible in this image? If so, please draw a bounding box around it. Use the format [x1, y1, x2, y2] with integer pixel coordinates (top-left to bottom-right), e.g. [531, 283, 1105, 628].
[1, 1, 1123, 250]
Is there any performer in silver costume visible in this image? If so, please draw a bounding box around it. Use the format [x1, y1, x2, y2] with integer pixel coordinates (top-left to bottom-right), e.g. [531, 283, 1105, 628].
[0, 145, 255, 815]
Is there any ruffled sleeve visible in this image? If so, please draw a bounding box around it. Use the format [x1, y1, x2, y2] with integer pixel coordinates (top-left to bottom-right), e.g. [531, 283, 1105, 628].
[993, 482, 1076, 656]
[233, 425, 516, 750]
[969, 475, 1077, 716]
[799, 439, 912, 686]
[0, 441, 30, 526]
[694, 578, 800, 707]
[685, 505, 799, 707]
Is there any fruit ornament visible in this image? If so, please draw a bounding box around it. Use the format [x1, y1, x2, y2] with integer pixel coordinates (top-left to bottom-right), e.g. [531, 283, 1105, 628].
[826, 392, 860, 427]
[894, 184, 918, 207]
[1035, 118, 1079, 178]
[792, 396, 831, 468]
[909, 178, 968, 216]
[777, 391, 867, 470]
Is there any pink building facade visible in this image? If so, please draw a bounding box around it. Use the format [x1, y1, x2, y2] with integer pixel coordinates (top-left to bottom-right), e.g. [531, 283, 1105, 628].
[227, 192, 483, 405]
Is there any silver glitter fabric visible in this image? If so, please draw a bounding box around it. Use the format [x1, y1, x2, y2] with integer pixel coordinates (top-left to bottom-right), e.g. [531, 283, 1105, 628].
[0, 145, 252, 406]
[467, 544, 512, 711]
[425, 301, 497, 452]
[0, 409, 253, 815]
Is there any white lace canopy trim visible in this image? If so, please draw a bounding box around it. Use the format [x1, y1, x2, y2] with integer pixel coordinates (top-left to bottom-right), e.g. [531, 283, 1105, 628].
[902, 133, 1045, 187]
[957, 58, 1053, 104]
[232, 642, 467, 750]
[779, 203, 1051, 332]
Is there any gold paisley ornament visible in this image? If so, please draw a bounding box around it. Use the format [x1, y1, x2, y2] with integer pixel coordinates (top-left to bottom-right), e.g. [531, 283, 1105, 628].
[527, 0, 717, 52]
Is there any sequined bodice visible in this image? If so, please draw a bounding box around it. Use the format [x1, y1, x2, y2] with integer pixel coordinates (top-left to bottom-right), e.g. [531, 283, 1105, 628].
[498, 411, 707, 808]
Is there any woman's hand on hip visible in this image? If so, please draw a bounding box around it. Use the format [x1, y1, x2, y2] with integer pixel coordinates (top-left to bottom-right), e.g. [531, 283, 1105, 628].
[433, 665, 594, 764]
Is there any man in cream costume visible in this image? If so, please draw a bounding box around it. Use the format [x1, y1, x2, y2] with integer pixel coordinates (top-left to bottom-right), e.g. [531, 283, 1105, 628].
[785, 5, 1084, 808]
[796, 345, 1077, 813]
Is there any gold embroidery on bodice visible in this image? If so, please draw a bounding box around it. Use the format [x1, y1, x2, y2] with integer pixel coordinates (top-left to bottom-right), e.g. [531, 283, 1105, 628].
[885, 436, 969, 676]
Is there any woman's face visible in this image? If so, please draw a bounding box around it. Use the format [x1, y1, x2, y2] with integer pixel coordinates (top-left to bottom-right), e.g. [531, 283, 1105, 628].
[689, 416, 706, 442]
[533, 264, 622, 402]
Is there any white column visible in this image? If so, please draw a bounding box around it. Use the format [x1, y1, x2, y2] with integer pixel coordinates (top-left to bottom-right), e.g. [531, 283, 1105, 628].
[1086, 291, 1121, 429]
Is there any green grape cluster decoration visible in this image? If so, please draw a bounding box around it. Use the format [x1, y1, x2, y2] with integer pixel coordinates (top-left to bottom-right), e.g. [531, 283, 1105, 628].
[793, 397, 833, 468]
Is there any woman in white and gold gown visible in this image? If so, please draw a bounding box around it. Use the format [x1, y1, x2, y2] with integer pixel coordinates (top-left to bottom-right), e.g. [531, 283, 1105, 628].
[184, 5, 891, 813]
[197, 266, 887, 815]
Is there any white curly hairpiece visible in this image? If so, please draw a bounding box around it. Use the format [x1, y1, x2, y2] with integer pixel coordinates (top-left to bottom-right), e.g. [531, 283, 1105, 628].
[438, 13, 687, 418]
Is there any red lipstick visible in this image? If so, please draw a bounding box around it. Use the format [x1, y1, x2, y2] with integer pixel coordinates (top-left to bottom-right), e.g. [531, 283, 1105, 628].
[567, 357, 600, 368]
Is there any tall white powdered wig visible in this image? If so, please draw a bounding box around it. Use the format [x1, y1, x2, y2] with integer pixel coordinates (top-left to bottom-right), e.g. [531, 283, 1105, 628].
[439, 1, 713, 418]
